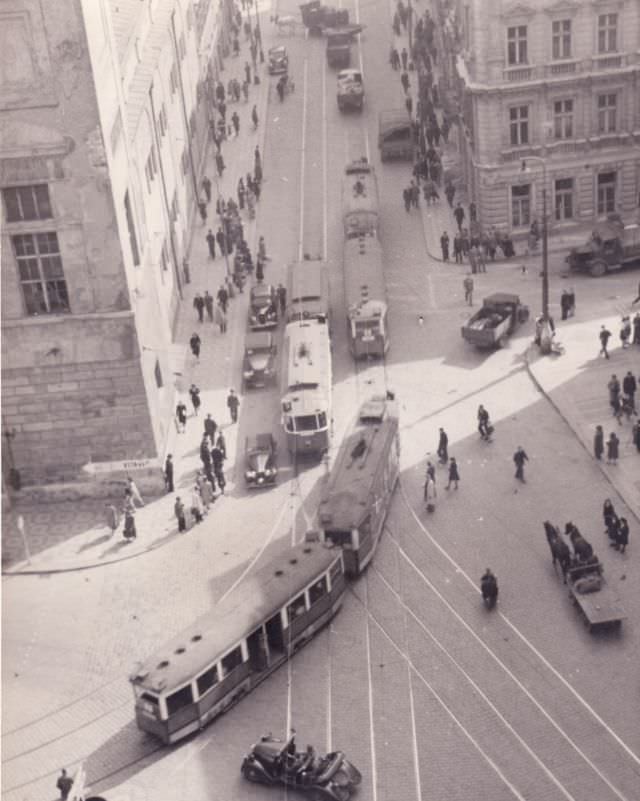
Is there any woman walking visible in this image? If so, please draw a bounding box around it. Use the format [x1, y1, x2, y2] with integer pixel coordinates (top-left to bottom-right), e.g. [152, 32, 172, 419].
[446, 457, 460, 490]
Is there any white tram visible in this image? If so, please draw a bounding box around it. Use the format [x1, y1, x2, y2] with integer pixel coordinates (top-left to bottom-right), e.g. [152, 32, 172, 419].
[286, 260, 330, 324]
[281, 319, 332, 456]
[341, 158, 379, 239]
[343, 234, 389, 358]
[318, 395, 400, 576]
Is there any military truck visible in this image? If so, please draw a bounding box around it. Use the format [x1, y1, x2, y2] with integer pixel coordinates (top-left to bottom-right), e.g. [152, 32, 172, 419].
[566, 216, 640, 277]
[337, 69, 364, 110]
[461, 293, 529, 348]
[327, 31, 351, 67]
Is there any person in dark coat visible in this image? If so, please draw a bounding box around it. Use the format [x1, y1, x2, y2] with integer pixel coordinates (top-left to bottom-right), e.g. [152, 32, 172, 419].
[193, 292, 205, 322]
[56, 769, 74, 801]
[453, 202, 465, 231]
[445, 457, 459, 490]
[622, 371, 637, 412]
[202, 175, 212, 203]
[440, 231, 450, 261]
[200, 434, 212, 469]
[215, 151, 225, 177]
[198, 200, 207, 224]
[174, 496, 187, 532]
[606, 432, 619, 464]
[204, 413, 217, 441]
[251, 105, 259, 129]
[217, 284, 229, 313]
[602, 498, 616, 533]
[164, 454, 174, 493]
[216, 431, 227, 459]
[227, 388, 240, 422]
[206, 229, 216, 259]
[122, 494, 137, 540]
[593, 425, 604, 460]
[189, 332, 201, 359]
[189, 383, 201, 415]
[616, 517, 629, 553]
[599, 325, 612, 359]
[176, 401, 188, 433]
[211, 444, 225, 474]
[513, 446, 529, 481]
[204, 291, 214, 322]
[437, 428, 448, 464]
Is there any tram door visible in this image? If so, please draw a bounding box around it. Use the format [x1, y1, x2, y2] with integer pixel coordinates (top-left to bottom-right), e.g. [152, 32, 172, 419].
[265, 611, 285, 655]
[247, 627, 269, 671]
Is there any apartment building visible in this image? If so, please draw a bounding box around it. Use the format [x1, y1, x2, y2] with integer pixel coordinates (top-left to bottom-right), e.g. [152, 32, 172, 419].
[1, 0, 232, 494]
[448, 0, 640, 234]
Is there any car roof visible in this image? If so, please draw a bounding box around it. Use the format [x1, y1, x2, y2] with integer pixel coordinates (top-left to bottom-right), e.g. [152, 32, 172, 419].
[251, 283, 275, 296]
[269, 45, 287, 55]
[245, 331, 273, 349]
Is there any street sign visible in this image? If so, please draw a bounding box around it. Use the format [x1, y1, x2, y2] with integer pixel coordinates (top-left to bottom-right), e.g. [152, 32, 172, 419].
[82, 458, 160, 475]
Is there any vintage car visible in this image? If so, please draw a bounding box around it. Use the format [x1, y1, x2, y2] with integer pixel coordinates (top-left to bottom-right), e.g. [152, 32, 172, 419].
[337, 69, 364, 111]
[243, 331, 277, 388]
[248, 284, 279, 329]
[244, 434, 278, 488]
[241, 732, 361, 800]
[268, 45, 289, 74]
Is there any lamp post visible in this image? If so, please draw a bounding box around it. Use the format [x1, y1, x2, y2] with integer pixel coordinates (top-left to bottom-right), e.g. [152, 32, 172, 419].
[521, 157, 551, 355]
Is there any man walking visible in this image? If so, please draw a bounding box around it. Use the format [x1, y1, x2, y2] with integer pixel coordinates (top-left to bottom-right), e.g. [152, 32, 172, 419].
[189, 383, 201, 416]
[189, 331, 201, 360]
[445, 457, 460, 490]
[437, 427, 448, 464]
[231, 110, 240, 136]
[227, 388, 240, 423]
[206, 229, 216, 259]
[463, 274, 474, 306]
[204, 291, 214, 322]
[198, 199, 208, 225]
[623, 370, 637, 412]
[599, 324, 612, 359]
[204, 413, 217, 441]
[174, 496, 187, 532]
[193, 292, 205, 322]
[176, 400, 187, 433]
[56, 769, 74, 801]
[444, 180, 455, 208]
[164, 454, 174, 493]
[126, 475, 145, 507]
[513, 445, 529, 482]
[453, 202, 465, 231]
[217, 284, 229, 314]
[251, 105, 259, 129]
[202, 175, 212, 203]
[440, 231, 450, 261]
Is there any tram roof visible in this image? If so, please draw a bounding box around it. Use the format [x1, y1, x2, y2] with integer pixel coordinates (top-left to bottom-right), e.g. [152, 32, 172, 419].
[283, 320, 331, 396]
[319, 398, 399, 530]
[130, 543, 342, 693]
[342, 160, 379, 228]
[343, 235, 387, 315]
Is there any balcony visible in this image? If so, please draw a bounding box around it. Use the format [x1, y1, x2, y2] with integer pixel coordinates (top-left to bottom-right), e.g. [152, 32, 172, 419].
[503, 65, 533, 82]
[495, 52, 637, 86]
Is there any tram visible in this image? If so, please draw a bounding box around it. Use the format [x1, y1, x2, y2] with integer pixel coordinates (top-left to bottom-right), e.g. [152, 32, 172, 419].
[130, 542, 346, 744]
[343, 234, 389, 358]
[281, 319, 332, 456]
[317, 395, 400, 577]
[286, 260, 330, 324]
[342, 158, 379, 239]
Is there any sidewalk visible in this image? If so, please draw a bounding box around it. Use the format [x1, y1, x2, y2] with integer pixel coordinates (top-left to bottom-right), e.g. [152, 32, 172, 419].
[2, 5, 275, 574]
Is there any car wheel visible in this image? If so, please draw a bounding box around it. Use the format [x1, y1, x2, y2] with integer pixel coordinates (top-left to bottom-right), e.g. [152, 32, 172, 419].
[243, 766, 262, 783]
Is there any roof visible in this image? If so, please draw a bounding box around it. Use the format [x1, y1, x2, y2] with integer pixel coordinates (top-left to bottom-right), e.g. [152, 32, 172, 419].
[287, 262, 329, 305]
[282, 320, 331, 394]
[378, 108, 411, 132]
[245, 331, 274, 349]
[342, 161, 379, 238]
[251, 284, 276, 299]
[343, 235, 387, 316]
[483, 292, 521, 306]
[319, 398, 399, 530]
[131, 542, 342, 692]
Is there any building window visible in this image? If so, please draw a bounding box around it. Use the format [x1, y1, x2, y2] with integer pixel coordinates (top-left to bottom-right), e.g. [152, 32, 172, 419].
[154, 358, 163, 388]
[554, 178, 574, 221]
[169, 62, 179, 95]
[189, 110, 197, 139]
[170, 191, 179, 222]
[124, 190, 141, 266]
[181, 148, 190, 175]
[553, 99, 574, 139]
[179, 33, 187, 60]
[511, 184, 531, 228]
[507, 25, 527, 65]
[144, 149, 157, 193]
[597, 172, 616, 215]
[509, 105, 529, 146]
[552, 19, 571, 59]
[12, 232, 69, 315]
[158, 103, 168, 137]
[3, 185, 52, 222]
[597, 93, 617, 133]
[110, 111, 123, 154]
[597, 13, 618, 53]
[160, 240, 169, 271]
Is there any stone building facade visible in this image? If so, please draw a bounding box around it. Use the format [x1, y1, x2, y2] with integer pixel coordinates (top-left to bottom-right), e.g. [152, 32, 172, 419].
[1, 0, 232, 495]
[448, 0, 640, 235]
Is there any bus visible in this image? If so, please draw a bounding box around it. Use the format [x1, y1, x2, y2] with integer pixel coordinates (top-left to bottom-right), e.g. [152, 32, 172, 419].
[286, 261, 330, 324]
[317, 395, 399, 577]
[342, 158, 379, 239]
[281, 319, 332, 457]
[130, 542, 346, 744]
[343, 234, 389, 358]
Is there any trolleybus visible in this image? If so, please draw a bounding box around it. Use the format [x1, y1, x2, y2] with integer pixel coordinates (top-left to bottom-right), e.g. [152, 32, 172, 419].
[342, 158, 379, 239]
[317, 395, 399, 577]
[130, 542, 346, 744]
[281, 319, 332, 456]
[286, 260, 330, 324]
[343, 235, 389, 358]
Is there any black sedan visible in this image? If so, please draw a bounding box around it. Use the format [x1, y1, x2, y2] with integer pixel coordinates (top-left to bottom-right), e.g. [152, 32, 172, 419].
[242, 331, 277, 389]
[268, 45, 289, 74]
[248, 284, 279, 330]
[245, 434, 278, 488]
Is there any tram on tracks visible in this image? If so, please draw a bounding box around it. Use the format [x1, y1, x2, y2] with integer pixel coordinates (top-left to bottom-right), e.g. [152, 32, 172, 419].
[286, 260, 330, 324]
[342, 158, 379, 239]
[281, 319, 332, 456]
[317, 395, 400, 577]
[343, 234, 389, 358]
[130, 542, 346, 744]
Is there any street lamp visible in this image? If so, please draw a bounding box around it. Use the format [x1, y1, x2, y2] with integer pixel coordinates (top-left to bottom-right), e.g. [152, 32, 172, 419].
[521, 157, 551, 355]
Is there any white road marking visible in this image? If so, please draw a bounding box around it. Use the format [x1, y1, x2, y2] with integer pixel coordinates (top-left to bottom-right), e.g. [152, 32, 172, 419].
[322, 58, 328, 261]
[297, 57, 309, 262]
[363, 579, 379, 801]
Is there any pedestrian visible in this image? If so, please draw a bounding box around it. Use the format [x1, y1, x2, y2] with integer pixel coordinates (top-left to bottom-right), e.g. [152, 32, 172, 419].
[468, 246, 477, 274]
[463, 274, 474, 306]
[216, 226, 226, 256]
[444, 181, 455, 207]
[200, 474, 215, 508]
[277, 283, 287, 315]
[401, 46, 408, 70]
[174, 496, 187, 532]
[440, 231, 450, 261]
[164, 454, 174, 493]
[191, 486, 205, 523]
[189, 331, 201, 360]
[216, 431, 227, 459]
[204, 413, 217, 441]
[424, 475, 437, 512]
[204, 291, 214, 322]
[244, 60, 251, 84]
[206, 229, 216, 259]
[231, 110, 240, 136]
[227, 388, 240, 422]
[623, 371, 637, 412]
[215, 151, 225, 177]
[126, 475, 145, 507]
[477, 404, 491, 440]
[425, 460, 436, 483]
[214, 301, 228, 333]
[633, 419, 640, 452]
[217, 283, 229, 313]
[445, 457, 459, 490]
[56, 769, 74, 801]
[405, 94, 413, 116]
[403, 186, 411, 212]
[477, 246, 487, 273]
[400, 71, 410, 93]
[469, 201, 477, 223]
[198, 199, 208, 224]
[593, 425, 604, 460]
[215, 466, 226, 494]
[390, 46, 400, 70]
[211, 443, 225, 474]
[608, 373, 620, 414]
[105, 503, 119, 537]
[453, 202, 465, 231]
[606, 431, 619, 464]
[632, 312, 640, 344]
[189, 383, 201, 416]
[560, 289, 571, 321]
[599, 325, 612, 359]
[122, 493, 137, 540]
[193, 292, 205, 322]
[251, 104, 259, 129]
[616, 517, 629, 553]
[202, 175, 212, 203]
[437, 427, 448, 464]
[176, 400, 187, 433]
[513, 445, 529, 482]
[258, 235, 268, 262]
[453, 233, 463, 264]
[620, 315, 631, 348]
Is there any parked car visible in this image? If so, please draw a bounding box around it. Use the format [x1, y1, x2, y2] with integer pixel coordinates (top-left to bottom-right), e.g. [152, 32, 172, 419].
[244, 434, 278, 488]
[243, 331, 277, 388]
[268, 45, 289, 74]
[248, 284, 279, 330]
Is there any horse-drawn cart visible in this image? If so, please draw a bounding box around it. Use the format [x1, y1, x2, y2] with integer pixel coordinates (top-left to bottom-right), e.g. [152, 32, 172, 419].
[566, 560, 626, 632]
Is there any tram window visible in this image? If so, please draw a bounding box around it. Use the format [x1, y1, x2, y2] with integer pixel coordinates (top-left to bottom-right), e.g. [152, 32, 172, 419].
[221, 646, 243, 675]
[287, 593, 307, 622]
[317, 412, 327, 428]
[309, 575, 328, 604]
[355, 320, 379, 334]
[295, 414, 318, 432]
[329, 559, 343, 585]
[166, 684, 194, 715]
[196, 664, 219, 696]
[326, 529, 352, 547]
[285, 416, 295, 433]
